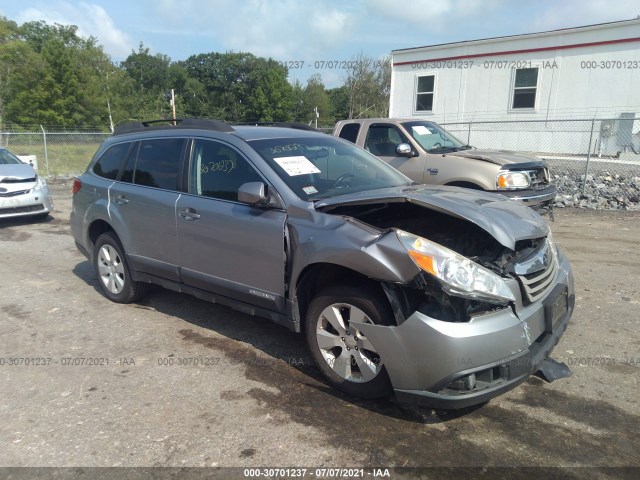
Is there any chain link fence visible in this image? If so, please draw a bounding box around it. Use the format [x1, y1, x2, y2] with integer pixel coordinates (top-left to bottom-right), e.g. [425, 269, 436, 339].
[0, 128, 110, 178]
[2, 121, 640, 209]
[441, 117, 640, 209]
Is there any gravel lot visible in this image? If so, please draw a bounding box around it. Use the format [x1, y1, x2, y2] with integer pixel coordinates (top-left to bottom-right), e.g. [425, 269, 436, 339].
[1, 183, 639, 478]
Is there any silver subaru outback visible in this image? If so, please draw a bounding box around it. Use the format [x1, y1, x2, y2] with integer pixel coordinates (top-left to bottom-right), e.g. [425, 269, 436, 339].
[71, 119, 574, 409]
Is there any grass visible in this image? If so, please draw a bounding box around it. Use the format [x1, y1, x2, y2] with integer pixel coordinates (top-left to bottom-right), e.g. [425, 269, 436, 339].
[3, 135, 109, 177]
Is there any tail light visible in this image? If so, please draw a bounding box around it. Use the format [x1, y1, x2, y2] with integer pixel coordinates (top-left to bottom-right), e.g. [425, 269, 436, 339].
[72, 178, 82, 194]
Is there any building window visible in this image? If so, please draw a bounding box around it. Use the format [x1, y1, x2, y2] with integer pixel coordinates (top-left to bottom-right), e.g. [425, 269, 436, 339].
[415, 75, 435, 111]
[512, 67, 538, 109]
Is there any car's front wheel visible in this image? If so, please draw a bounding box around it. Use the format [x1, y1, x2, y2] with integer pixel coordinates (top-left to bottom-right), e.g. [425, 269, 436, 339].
[304, 286, 393, 399]
[93, 231, 147, 303]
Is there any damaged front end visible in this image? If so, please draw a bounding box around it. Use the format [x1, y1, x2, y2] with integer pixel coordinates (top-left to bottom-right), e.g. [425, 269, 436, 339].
[317, 190, 575, 409]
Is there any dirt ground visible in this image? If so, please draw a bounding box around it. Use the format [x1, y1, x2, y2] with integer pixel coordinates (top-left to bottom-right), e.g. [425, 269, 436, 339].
[0, 182, 638, 478]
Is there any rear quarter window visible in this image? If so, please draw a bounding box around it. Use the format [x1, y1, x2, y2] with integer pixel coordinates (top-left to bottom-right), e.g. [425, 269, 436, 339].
[338, 123, 360, 143]
[93, 143, 131, 180]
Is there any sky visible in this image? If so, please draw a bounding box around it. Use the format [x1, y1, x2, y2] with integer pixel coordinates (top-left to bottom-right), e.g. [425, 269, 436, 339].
[1, 0, 639, 87]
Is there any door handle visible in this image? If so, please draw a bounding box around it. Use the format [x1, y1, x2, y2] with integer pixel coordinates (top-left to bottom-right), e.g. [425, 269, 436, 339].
[178, 208, 201, 220]
[113, 194, 129, 205]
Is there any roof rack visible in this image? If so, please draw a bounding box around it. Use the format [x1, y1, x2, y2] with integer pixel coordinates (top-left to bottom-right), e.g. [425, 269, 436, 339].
[113, 118, 235, 136]
[234, 122, 318, 131]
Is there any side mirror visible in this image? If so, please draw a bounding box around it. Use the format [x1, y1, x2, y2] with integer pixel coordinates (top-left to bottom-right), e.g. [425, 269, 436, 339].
[238, 182, 269, 205]
[396, 143, 416, 157]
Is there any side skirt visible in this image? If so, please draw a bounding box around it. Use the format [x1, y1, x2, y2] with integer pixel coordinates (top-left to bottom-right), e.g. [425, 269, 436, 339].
[132, 271, 297, 332]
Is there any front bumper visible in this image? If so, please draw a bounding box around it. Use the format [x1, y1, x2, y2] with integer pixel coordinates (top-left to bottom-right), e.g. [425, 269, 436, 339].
[0, 188, 53, 219]
[354, 251, 574, 409]
[493, 184, 556, 214]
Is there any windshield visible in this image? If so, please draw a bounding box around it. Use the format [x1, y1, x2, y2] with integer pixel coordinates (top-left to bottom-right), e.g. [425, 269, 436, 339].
[0, 149, 22, 165]
[248, 136, 412, 201]
[402, 121, 469, 153]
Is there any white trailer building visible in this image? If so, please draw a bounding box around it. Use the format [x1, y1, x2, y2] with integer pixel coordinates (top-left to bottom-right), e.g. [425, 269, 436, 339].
[389, 19, 640, 156]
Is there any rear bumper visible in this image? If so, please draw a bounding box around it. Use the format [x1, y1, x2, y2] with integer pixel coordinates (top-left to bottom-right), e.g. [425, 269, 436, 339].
[353, 251, 574, 409]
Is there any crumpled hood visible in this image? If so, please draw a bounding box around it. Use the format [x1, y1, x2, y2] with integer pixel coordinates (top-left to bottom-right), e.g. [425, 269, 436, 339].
[447, 148, 544, 167]
[316, 185, 549, 250]
[0, 163, 37, 182]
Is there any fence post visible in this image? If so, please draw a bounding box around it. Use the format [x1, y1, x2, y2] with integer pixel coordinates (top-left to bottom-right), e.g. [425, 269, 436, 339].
[467, 121, 472, 145]
[582, 119, 596, 195]
[40, 125, 50, 178]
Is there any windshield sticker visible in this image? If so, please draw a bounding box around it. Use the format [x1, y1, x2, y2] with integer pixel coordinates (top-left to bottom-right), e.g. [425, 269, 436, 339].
[302, 186, 318, 195]
[274, 156, 321, 176]
[412, 125, 432, 135]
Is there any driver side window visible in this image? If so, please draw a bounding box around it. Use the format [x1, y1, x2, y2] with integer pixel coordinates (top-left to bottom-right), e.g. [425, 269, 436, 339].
[364, 125, 407, 156]
[189, 139, 263, 202]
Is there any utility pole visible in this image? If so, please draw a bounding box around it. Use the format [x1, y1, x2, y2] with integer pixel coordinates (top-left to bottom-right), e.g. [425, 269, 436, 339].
[314, 106, 319, 129]
[171, 89, 177, 125]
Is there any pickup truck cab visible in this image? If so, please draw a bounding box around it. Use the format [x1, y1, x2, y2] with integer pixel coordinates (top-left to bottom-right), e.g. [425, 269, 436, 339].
[334, 118, 556, 213]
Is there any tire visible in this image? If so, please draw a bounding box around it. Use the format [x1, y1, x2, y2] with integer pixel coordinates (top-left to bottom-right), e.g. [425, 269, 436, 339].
[93, 231, 147, 303]
[304, 285, 393, 399]
[446, 181, 483, 190]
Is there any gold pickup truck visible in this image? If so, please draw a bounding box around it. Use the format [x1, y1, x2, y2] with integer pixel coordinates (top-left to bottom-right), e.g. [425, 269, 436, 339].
[334, 118, 556, 214]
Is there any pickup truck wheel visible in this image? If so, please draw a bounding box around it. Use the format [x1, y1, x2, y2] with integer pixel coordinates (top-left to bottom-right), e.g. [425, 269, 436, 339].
[305, 286, 393, 399]
[93, 232, 147, 303]
[446, 181, 483, 190]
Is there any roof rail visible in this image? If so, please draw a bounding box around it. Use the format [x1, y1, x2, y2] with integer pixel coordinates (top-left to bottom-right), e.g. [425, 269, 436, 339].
[113, 118, 235, 136]
[234, 122, 318, 132]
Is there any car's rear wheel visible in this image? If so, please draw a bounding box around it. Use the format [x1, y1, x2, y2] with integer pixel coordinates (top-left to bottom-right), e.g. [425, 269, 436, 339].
[93, 232, 147, 303]
[304, 285, 393, 399]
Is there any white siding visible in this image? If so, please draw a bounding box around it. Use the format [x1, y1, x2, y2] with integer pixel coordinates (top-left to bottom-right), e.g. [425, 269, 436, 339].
[390, 19, 640, 122]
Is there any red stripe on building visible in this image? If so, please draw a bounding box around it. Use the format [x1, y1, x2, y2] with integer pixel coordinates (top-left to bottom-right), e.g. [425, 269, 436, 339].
[393, 36, 640, 66]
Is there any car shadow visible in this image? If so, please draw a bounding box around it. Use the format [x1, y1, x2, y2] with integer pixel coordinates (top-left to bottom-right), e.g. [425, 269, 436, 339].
[0, 212, 53, 227]
[72, 260, 486, 424]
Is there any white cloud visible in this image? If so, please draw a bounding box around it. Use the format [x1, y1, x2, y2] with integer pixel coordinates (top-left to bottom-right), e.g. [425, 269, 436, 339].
[149, 0, 355, 60]
[311, 9, 352, 43]
[16, 2, 133, 58]
[366, 0, 498, 26]
[531, 0, 640, 31]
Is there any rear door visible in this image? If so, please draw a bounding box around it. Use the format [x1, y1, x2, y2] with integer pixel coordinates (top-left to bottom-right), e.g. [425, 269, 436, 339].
[176, 138, 287, 313]
[363, 123, 426, 183]
[108, 137, 187, 282]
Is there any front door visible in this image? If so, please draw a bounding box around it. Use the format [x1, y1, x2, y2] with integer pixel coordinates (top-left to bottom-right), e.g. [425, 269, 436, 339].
[176, 138, 287, 313]
[363, 123, 427, 183]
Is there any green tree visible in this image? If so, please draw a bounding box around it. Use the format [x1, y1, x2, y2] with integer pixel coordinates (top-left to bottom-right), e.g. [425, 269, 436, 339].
[0, 16, 24, 128]
[344, 53, 391, 119]
[4, 20, 113, 127]
[300, 73, 331, 126]
[328, 85, 350, 122]
[121, 43, 171, 94]
[180, 52, 293, 122]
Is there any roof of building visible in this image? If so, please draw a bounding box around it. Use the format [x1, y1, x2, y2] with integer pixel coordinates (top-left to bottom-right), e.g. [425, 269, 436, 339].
[392, 17, 640, 53]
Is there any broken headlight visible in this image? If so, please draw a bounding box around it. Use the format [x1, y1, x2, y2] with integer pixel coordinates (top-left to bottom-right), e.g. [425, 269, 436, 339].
[32, 176, 47, 192]
[397, 230, 515, 304]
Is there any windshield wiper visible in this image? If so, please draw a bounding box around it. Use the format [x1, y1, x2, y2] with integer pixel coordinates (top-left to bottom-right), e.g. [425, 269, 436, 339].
[455, 145, 473, 151]
[429, 145, 473, 154]
[428, 146, 457, 153]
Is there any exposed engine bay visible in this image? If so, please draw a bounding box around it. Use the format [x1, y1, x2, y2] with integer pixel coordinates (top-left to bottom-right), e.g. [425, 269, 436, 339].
[330, 201, 548, 322]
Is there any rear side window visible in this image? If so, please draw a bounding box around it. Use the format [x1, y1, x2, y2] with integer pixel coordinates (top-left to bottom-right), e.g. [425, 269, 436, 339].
[338, 123, 360, 143]
[93, 143, 131, 180]
[133, 138, 185, 190]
